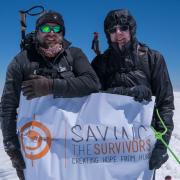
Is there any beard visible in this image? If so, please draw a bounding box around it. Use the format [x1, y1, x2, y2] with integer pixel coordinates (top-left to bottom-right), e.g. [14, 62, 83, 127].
[37, 33, 63, 48]
[36, 33, 63, 58]
[111, 41, 132, 55]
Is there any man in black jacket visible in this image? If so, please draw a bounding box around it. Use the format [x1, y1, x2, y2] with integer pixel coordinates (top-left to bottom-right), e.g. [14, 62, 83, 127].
[91, 9, 174, 173]
[1, 10, 100, 180]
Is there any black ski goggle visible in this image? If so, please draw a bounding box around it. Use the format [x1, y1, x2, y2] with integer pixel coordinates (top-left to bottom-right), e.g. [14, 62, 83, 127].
[108, 25, 129, 33]
[39, 25, 61, 33]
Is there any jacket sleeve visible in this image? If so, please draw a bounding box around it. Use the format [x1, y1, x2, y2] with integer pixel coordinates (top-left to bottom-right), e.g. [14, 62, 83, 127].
[1, 58, 23, 148]
[151, 52, 174, 145]
[53, 48, 101, 97]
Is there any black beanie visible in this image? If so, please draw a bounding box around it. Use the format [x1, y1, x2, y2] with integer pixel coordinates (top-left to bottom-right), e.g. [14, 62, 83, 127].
[36, 10, 65, 35]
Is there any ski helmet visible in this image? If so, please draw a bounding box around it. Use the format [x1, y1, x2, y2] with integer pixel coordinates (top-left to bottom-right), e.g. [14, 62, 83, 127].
[36, 10, 65, 36]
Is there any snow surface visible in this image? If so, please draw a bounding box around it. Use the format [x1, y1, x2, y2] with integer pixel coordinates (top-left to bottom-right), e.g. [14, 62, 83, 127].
[0, 92, 180, 180]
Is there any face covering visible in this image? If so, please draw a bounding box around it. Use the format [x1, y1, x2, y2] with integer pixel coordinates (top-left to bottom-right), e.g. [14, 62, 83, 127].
[36, 32, 63, 58]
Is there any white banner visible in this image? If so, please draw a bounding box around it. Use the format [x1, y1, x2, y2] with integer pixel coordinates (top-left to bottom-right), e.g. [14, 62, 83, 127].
[17, 93, 156, 180]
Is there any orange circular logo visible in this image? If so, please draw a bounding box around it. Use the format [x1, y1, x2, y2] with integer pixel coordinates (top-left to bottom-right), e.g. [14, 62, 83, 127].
[20, 120, 52, 160]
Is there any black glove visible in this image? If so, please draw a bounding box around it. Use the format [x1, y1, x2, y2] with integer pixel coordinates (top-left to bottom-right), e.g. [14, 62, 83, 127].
[22, 75, 53, 100]
[111, 72, 135, 87]
[105, 86, 129, 95]
[149, 145, 168, 170]
[128, 85, 152, 102]
[112, 70, 148, 88]
[106, 85, 152, 102]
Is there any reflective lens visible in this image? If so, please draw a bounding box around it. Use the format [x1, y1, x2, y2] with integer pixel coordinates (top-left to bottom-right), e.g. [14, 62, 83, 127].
[40, 25, 61, 33]
[108, 25, 129, 33]
[53, 26, 61, 33]
[40, 25, 50, 33]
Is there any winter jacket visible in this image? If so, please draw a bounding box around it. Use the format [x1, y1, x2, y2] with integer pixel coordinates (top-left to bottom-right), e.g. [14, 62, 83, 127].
[91, 42, 174, 146]
[1, 39, 100, 148]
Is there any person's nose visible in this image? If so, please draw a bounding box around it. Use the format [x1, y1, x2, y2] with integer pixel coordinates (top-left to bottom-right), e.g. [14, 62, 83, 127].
[49, 30, 55, 35]
[116, 27, 123, 34]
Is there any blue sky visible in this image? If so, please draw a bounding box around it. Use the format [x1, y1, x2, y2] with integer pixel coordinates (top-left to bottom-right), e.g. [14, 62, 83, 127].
[0, 0, 180, 96]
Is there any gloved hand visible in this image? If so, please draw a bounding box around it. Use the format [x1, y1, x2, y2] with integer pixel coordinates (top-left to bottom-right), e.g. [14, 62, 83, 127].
[106, 85, 152, 102]
[111, 72, 135, 87]
[22, 75, 53, 100]
[111, 70, 148, 88]
[149, 146, 169, 170]
[105, 86, 129, 95]
[128, 85, 152, 102]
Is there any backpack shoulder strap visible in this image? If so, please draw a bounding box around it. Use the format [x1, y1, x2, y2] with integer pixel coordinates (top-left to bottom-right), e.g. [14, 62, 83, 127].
[64, 48, 74, 71]
[137, 43, 153, 82]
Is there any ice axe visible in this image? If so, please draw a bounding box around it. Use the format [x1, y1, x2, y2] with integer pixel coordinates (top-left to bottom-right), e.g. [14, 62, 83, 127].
[19, 5, 44, 50]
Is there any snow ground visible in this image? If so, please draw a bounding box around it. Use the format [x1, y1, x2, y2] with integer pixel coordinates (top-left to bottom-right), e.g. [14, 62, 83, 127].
[0, 92, 180, 180]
